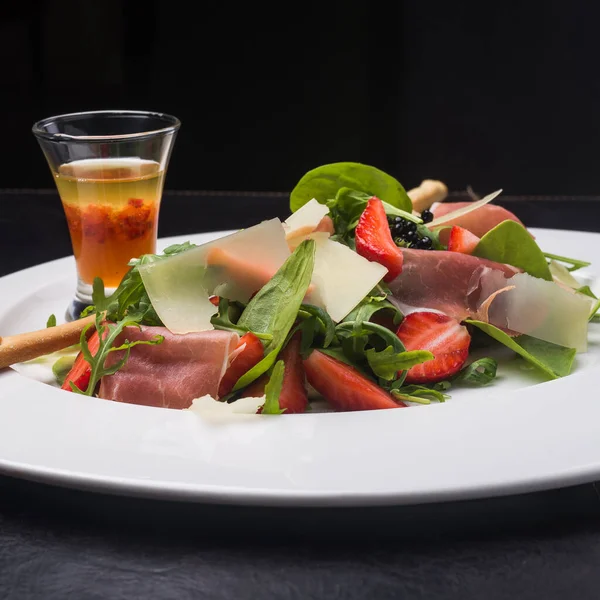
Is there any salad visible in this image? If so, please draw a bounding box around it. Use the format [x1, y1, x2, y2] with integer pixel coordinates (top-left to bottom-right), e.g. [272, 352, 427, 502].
[9, 162, 600, 414]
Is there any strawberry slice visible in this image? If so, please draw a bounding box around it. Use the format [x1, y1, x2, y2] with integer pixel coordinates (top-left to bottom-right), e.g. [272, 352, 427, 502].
[396, 312, 470, 383]
[218, 332, 264, 398]
[62, 329, 102, 392]
[303, 350, 405, 411]
[447, 225, 480, 255]
[355, 197, 403, 282]
[244, 333, 308, 413]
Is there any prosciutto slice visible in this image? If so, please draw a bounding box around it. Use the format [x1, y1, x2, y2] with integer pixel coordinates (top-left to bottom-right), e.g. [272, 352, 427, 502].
[388, 249, 590, 350]
[99, 327, 239, 409]
[388, 248, 517, 322]
[432, 202, 525, 241]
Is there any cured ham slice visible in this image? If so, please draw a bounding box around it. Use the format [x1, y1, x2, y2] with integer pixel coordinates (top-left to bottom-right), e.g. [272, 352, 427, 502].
[99, 327, 239, 409]
[431, 202, 525, 241]
[389, 249, 590, 351]
[388, 248, 517, 322]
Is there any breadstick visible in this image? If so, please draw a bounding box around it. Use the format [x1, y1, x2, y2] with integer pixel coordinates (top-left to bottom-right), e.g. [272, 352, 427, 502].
[0, 315, 96, 369]
[408, 179, 448, 213]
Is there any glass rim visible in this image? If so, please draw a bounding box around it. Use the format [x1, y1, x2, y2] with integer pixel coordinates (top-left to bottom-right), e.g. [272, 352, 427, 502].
[32, 109, 181, 143]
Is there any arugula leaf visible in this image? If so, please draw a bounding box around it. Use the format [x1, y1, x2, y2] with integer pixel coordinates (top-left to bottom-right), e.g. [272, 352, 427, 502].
[210, 297, 274, 341]
[543, 252, 591, 272]
[466, 320, 576, 379]
[260, 360, 286, 415]
[46, 314, 57, 328]
[577, 285, 597, 299]
[390, 384, 450, 405]
[232, 239, 316, 390]
[453, 357, 498, 386]
[297, 304, 336, 348]
[365, 347, 433, 380]
[474, 221, 552, 280]
[290, 162, 412, 213]
[342, 294, 403, 328]
[573, 285, 600, 320]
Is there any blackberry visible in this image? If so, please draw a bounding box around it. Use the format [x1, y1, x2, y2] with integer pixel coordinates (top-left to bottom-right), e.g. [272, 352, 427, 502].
[416, 236, 433, 250]
[421, 209, 434, 224]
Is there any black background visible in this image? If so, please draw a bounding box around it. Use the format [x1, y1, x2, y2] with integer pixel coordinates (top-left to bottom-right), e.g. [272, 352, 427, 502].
[4, 1, 600, 195]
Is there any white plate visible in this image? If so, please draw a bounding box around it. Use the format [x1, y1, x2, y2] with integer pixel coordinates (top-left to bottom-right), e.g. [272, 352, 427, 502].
[0, 228, 599, 507]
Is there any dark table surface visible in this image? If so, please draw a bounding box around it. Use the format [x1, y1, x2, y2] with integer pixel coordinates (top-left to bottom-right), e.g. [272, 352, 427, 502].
[1, 189, 600, 599]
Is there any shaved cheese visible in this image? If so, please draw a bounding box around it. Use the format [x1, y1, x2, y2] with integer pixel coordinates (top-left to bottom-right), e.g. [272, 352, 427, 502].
[429, 189, 503, 227]
[307, 237, 388, 322]
[479, 269, 590, 352]
[139, 254, 215, 334]
[189, 395, 265, 419]
[138, 219, 290, 334]
[284, 199, 331, 250]
[284, 198, 329, 233]
[549, 260, 581, 289]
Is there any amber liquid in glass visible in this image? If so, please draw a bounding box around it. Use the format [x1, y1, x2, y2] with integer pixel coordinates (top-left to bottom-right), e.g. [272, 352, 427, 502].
[55, 158, 165, 288]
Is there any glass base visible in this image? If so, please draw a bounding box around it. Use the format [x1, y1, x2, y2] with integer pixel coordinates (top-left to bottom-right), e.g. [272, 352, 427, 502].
[65, 298, 92, 322]
[66, 277, 117, 322]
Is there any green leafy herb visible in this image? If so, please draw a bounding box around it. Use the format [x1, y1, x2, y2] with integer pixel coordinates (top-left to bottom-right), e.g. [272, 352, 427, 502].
[290, 162, 412, 213]
[576, 285, 597, 299]
[51, 355, 76, 385]
[261, 360, 286, 415]
[585, 294, 600, 321]
[342, 293, 403, 328]
[297, 304, 336, 348]
[474, 221, 552, 280]
[70, 279, 164, 396]
[232, 239, 316, 390]
[365, 347, 433, 380]
[452, 357, 498, 386]
[543, 252, 591, 272]
[46, 314, 57, 328]
[390, 384, 450, 405]
[210, 298, 273, 341]
[466, 320, 576, 379]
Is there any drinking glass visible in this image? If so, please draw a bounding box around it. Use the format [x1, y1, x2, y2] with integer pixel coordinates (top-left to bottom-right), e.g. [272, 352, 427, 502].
[33, 110, 180, 320]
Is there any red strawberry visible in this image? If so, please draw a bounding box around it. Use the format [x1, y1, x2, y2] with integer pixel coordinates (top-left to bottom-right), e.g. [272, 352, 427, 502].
[62, 329, 102, 392]
[355, 197, 403, 282]
[244, 333, 308, 413]
[396, 312, 470, 383]
[304, 350, 406, 411]
[447, 226, 480, 255]
[218, 332, 264, 398]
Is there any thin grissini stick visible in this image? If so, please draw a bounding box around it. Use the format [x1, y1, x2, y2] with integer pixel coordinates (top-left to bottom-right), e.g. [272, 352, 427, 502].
[0, 315, 96, 370]
[408, 179, 448, 213]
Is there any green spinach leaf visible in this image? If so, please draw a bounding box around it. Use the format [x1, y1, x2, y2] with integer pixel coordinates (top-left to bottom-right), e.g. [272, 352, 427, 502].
[261, 360, 286, 415]
[452, 357, 498, 385]
[46, 314, 57, 328]
[474, 221, 552, 280]
[290, 162, 412, 213]
[232, 239, 316, 390]
[466, 320, 576, 379]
